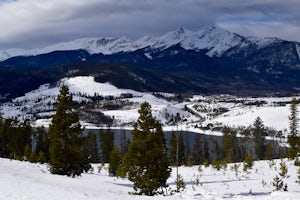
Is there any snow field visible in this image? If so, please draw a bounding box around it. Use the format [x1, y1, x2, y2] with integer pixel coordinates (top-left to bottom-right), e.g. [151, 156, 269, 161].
[1, 76, 298, 138]
[1, 158, 300, 199]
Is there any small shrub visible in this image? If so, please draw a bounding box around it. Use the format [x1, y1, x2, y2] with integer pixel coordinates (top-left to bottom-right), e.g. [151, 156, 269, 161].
[272, 175, 283, 191]
[243, 155, 253, 171]
[175, 174, 186, 192]
[211, 159, 221, 170]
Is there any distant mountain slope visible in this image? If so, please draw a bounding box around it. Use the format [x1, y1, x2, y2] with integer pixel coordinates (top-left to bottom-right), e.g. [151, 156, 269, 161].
[0, 26, 246, 61]
[0, 26, 283, 61]
[0, 61, 209, 100]
[1, 26, 300, 99]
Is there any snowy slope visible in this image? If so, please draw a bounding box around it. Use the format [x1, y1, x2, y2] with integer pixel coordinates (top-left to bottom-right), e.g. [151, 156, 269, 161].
[0, 26, 281, 61]
[1, 158, 300, 199]
[1, 76, 191, 128]
[185, 95, 297, 135]
[1, 76, 297, 135]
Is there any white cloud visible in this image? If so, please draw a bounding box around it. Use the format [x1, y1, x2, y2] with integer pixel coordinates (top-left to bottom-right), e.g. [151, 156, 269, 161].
[0, 0, 300, 49]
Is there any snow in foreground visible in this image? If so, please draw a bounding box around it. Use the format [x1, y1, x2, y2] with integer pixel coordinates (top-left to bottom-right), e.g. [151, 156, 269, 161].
[1, 158, 300, 199]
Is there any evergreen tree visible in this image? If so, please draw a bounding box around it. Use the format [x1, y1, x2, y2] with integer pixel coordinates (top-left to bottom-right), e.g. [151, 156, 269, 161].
[124, 102, 171, 195]
[37, 151, 47, 164]
[240, 127, 251, 160]
[272, 175, 283, 191]
[49, 85, 91, 177]
[29, 151, 37, 163]
[211, 138, 222, 160]
[287, 97, 299, 158]
[99, 129, 114, 163]
[272, 160, 289, 191]
[84, 131, 99, 163]
[252, 117, 265, 160]
[109, 146, 121, 176]
[223, 128, 239, 162]
[119, 128, 128, 155]
[175, 174, 186, 192]
[243, 154, 254, 171]
[264, 143, 274, 160]
[296, 167, 300, 185]
[34, 126, 50, 161]
[279, 160, 289, 178]
[192, 133, 202, 164]
[187, 154, 194, 166]
[203, 139, 210, 163]
[178, 132, 186, 165]
[23, 144, 31, 161]
[7, 120, 32, 160]
[0, 118, 12, 158]
[168, 131, 177, 165]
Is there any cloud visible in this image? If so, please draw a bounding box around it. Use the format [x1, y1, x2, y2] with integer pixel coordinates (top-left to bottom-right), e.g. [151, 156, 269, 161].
[0, 0, 300, 49]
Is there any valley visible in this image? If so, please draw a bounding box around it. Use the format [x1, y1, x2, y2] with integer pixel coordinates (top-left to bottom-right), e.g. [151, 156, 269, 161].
[1, 76, 294, 137]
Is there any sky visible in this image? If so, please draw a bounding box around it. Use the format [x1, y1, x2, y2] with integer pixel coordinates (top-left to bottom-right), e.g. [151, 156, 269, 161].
[0, 0, 300, 50]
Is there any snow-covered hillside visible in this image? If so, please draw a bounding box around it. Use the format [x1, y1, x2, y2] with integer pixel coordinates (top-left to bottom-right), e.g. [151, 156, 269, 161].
[1, 157, 300, 200]
[1, 76, 191, 128]
[0, 26, 282, 61]
[187, 95, 297, 132]
[1, 75, 297, 138]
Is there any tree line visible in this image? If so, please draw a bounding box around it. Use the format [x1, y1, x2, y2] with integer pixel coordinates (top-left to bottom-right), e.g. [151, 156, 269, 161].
[0, 85, 299, 196]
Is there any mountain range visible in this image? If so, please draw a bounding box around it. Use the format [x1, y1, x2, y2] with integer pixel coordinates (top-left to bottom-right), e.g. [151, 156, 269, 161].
[1, 26, 300, 100]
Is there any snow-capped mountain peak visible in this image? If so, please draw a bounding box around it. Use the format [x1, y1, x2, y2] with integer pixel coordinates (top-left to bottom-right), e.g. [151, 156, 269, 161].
[0, 26, 283, 61]
[180, 26, 243, 56]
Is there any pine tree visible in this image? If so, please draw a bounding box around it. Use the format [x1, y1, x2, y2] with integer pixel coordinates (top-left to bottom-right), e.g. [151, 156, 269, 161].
[175, 174, 186, 192]
[109, 146, 121, 176]
[29, 151, 37, 163]
[37, 151, 47, 164]
[243, 154, 254, 171]
[240, 127, 251, 160]
[178, 132, 186, 165]
[49, 85, 91, 177]
[84, 131, 99, 163]
[192, 133, 202, 164]
[272, 175, 283, 191]
[272, 160, 289, 191]
[99, 128, 114, 163]
[7, 120, 32, 160]
[296, 167, 300, 185]
[252, 117, 265, 160]
[34, 126, 50, 161]
[264, 143, 274, 160]
[119, 128, 128, 155]
[203, 139, 210, 163]
[287, 97, 299, 159]
[0, 118, 17, 158]
[279, 160, 289, 178]
[23, 144, 31, 161]
[223, 128, 239, 162]
[187, 154, 194, 166]
[168, 131, 177, 165]
[124, 102, 171, 195]
[211, 138, 222, 160]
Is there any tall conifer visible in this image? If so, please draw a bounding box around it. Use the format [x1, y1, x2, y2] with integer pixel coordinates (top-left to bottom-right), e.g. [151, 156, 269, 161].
[252, 117, 265, 160]
[169, 131, 177, 165]
[288, 97, 299, 158]
[124, 102, 171, 195]
[49, 85, 91, 177]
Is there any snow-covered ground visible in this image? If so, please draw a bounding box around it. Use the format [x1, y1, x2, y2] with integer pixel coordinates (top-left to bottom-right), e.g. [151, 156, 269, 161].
[1, 75, 300, 199]
[1, 76, 297, 136]
[1, 158, 300, 199]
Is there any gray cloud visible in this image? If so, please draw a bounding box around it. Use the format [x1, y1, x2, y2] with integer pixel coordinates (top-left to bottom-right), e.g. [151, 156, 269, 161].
[0, 0, 300, 50]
